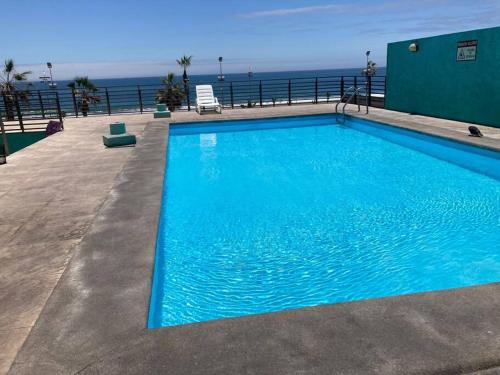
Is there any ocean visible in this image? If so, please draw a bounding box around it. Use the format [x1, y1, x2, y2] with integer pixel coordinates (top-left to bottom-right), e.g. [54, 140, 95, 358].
[18, 67, 386, 115]
[30, 67, 386, 90]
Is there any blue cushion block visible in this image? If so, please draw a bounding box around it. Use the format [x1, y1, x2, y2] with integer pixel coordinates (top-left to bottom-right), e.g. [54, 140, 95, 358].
[103, 133, 136, 147]
[154, 110, 171, 118]
[110, 122, 126, 135]
[156, 103, 167, 112]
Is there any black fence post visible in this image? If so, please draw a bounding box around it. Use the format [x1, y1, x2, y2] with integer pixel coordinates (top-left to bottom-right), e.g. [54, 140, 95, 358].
[2, 92, 17, 121]
[315, 78, 318, 104]
[71, 89, 78, 117]
[137, 86, 143, 113]
[0, 114, 10, 156]
[14, 93, 24, 132]
[383, 76, 387, 108]
[37, 90, 46, 119]
[230, 82, 234, 109]
[353, 76, 358, 104]
[288, 79, 292, 106]
[340, 77, 345, 99]
[186, 83, 191, 111]
[259, 80, 263, 107]
[55, 92, 64, 129]
[1, 93, 8, 119]
[222, 83, 225, 108]
[367, 76, 372, 107]
[105, 88, 111, 115]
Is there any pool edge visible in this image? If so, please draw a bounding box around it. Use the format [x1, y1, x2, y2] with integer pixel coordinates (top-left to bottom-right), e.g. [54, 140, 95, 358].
[171, 110, 500, 153]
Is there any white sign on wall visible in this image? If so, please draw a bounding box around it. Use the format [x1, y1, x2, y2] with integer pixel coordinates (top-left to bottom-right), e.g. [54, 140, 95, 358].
[457, 40, 478, 61]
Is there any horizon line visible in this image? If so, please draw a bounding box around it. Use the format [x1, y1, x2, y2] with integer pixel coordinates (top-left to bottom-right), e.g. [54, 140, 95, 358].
[24, 66, 387, 82]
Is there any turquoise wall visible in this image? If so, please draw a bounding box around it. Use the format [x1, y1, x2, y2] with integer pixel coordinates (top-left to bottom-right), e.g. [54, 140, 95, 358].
[0, 132, 46, 154]
[385, 26, 500, 128]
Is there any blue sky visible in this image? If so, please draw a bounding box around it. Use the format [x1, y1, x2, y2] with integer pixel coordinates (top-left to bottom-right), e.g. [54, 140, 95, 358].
[2, 0, 499, 79]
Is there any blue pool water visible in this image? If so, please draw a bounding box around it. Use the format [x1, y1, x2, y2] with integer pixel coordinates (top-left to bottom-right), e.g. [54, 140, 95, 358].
[148, 114, 500, 328]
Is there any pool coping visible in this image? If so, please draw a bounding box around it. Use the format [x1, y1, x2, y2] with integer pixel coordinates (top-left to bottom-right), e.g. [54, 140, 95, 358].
[9, 117, 500, 374]
[354, 113, 500, 153]
[169, 109, 500, 153]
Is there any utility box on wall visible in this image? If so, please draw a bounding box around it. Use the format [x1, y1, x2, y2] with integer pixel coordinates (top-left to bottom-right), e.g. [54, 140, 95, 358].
[385, 26, 500, 128]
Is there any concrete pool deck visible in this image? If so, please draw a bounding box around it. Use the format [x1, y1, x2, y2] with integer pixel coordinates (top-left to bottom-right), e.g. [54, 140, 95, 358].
[1, 104, 500, 374]
[0, 114, 158, 374]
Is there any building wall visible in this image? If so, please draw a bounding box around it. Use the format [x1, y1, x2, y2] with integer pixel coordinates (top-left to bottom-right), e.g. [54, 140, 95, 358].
[385, 26, 500, 128]
[0, 132, 46, 154]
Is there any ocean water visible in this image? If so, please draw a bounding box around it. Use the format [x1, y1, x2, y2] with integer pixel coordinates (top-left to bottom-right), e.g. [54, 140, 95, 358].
[17, 68, 386, 115]
[148, 114, 500, 328]
[28, 67, 386, 90]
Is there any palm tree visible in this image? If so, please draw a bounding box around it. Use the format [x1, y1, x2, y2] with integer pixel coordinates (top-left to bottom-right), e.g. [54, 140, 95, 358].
[156, 73, 186, 111]
[68, 76, 100, 116]
[176, 55, 193, 82]
[0, 59, 32, 120]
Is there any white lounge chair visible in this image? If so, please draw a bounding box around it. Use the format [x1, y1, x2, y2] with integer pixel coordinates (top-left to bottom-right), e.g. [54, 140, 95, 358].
[196, 85, 221, 114]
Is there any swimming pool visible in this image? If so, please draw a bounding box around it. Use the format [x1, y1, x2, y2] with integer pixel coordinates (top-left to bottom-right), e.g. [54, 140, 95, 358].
[148, 114, 500, 329]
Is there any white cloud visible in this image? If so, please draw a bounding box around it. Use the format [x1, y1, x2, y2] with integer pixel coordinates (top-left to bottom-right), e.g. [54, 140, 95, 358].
[241, 0, 500, 19]
[15, 59, 256, 80]
[15, 57, 340, 80]
[14, 61, 168, 80]
[241, 4, 349, 18]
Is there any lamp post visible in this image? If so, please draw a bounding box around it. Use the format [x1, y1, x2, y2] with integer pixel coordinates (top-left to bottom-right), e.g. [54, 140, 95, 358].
[47, 62, 57, 89]
[218, 57, 224, 107]
[247, 66, 253, 107]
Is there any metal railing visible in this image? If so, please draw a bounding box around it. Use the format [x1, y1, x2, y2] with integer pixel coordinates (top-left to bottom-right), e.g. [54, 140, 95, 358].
[1, 75, 385, 119]
[0, 90, 63, 133]
[335, 86, 369, 124]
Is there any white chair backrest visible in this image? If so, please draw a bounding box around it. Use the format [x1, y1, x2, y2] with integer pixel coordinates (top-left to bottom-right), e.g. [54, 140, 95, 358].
[196, 85, 216, 104]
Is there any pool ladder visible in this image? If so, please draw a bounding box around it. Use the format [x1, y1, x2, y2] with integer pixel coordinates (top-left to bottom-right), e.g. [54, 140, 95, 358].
[335, 85, 369, 124]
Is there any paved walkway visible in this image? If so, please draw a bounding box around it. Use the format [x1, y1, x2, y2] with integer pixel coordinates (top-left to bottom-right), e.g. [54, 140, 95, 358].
[0, 115, 154, 374]
[1, 105, 499, 374]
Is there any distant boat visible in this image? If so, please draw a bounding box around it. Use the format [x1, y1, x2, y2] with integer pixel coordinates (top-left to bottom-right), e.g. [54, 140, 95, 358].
[39, 73, 58, 88]
[39, 65, 58, 89]
[39, 72, 50, 82]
